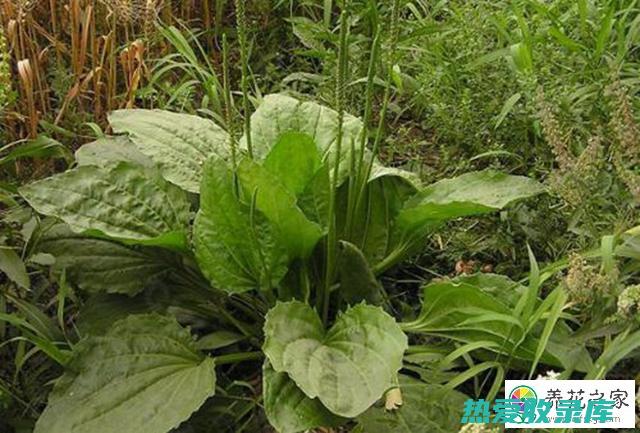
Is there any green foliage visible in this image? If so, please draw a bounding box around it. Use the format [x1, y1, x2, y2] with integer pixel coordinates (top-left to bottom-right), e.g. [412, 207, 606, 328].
[356, 375, 468, 433]
[108, 109, 230, 193]
[263, 361, 346, 433]
[0, 247, 29, 290]
[402, 273, 592, 373]
[0, 137, 72, 167]
[263, 301, 407, 417]
[10, 93, 547, 432]
[36, 223, 183, 296]
[74, 136, 153, 168]
[395, 170, 546, 239]
[33, 314, 217, 433]
[243, 93, 363, 181]
[19, 163, 191, 250]
[4, 2, 640, 432]
[194, 157, 289, 293]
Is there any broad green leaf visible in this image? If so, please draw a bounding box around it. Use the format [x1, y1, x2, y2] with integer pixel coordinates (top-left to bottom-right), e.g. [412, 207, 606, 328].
[0, 247, 29, 289]
[34, 314, 216, 433]
[75, 136, 153, 168]
[37, 223, 181, 295]
[298, 163, 331, 227]
[263, 361, 346, 433]
[356, 375, 468, 433]
[453, 273, 526, 308]
[237, 158, 324, 258]
[263, 131, 322, 196]
[244, 94, 420, 188]
[263, 301, 408, 417]
[109, 109, 230, 193]
[194, 158, 288, 293]
[243, 94, 362, 181]
[406, 278, 536, 360]
[396, 170, 545, 237]
[405, 276, 591, 372]
[20, 163, 190, 250]
[338, 241, 383, 305]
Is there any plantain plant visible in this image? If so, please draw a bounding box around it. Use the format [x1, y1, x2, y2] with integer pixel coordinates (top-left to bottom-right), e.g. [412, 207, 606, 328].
[13, 86, 561, 433]
[14, 10, 561, 431]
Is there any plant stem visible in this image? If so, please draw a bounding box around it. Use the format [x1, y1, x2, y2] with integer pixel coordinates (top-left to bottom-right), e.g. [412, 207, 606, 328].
[363, 0, 401, 181]
[222, 33, 237, 169]
[321, 9, 349, 325]
[346, 29, 380, 240]
[214, 351, 263, 366]
[234, 0, 253, 158]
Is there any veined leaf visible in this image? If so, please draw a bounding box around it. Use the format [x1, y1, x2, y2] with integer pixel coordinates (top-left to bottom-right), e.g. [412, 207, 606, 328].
[356, 375, 468, 433]
[338, 241, 383, 305]
[237, 158, 324, 259]
[404, 276, 591, 372]
[194, 158, 288, 293]
[298, 163, 331, 227]
[109, 109, 230, 193]
[263, 360, 346, 433]
[263, 301, 408, 417]
[0, 247, 29, 290]
[34, 314, 216, 433]
[20, 163, 190, 250]
[75, 136, 153, 168]
[454, 273, 526, 308]
[244, 93, 419, 188]
[263, 131, 322, 196]
[243, 94, 362, 182]
[37, 223, 181, 296]
[396, 170, 545, 237]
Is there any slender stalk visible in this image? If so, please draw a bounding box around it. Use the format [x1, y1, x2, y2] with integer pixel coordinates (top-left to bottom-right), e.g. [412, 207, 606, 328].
[363, 0, 401, 181]
[214, 351, 263, 366]
[234, 0, 253, 158]
[321, 10, 349, 325]
[345, 30, 380, 240]
[222, 33, 237, 169]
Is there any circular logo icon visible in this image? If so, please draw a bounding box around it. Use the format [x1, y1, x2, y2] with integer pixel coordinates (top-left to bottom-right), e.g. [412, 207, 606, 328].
[509, 385, 538, 413]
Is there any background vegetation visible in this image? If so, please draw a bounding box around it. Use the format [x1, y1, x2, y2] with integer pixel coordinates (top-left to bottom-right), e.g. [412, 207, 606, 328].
[2, 1, 640, 432]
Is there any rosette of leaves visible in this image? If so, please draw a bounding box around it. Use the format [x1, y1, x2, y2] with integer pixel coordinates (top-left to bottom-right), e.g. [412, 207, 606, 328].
[19, 94, 546, 433]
